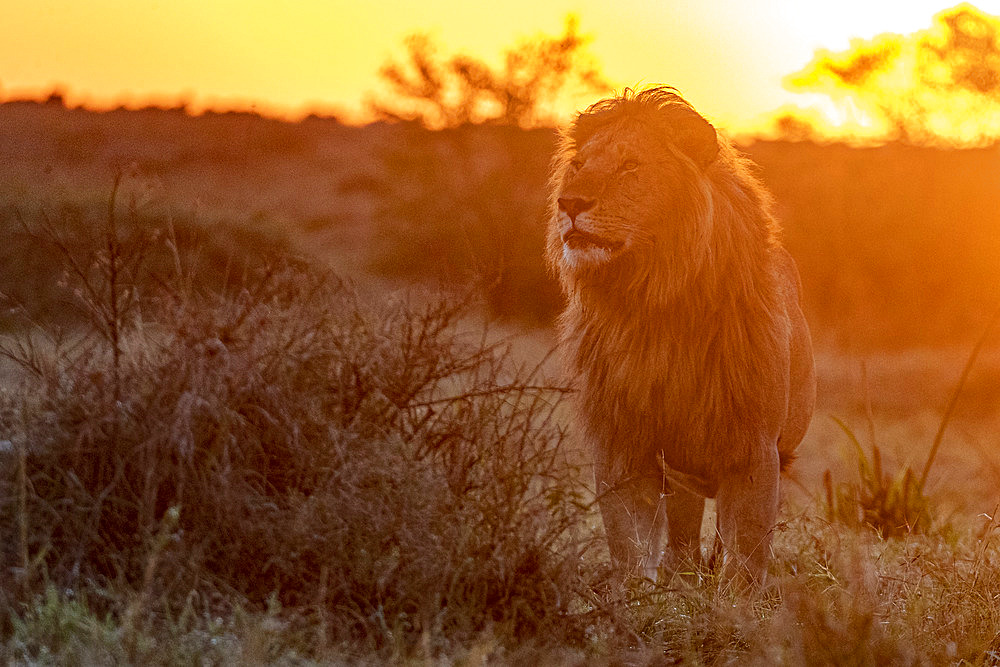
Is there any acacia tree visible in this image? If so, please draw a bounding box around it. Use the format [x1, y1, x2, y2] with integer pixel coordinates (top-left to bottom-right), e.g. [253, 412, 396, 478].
[368, 15, 608, 128]
[787, 4, 1000, 144]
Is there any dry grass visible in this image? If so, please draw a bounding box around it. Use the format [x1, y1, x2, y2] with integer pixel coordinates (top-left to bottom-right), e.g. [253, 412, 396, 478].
[0, 196, 605, 663]
[2, 203, 1000, 665]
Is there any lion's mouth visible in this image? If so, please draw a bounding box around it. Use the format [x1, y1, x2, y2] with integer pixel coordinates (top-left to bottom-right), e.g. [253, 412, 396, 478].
[562, 229, 622, 252]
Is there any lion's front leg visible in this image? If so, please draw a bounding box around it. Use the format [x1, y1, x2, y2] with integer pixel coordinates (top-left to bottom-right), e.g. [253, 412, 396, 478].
[714, 444, 780, 590]
[594, 464, 667, 581]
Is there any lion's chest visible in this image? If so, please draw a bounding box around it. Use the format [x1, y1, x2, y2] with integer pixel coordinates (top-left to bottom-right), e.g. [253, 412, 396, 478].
[568, 315, 771, 478]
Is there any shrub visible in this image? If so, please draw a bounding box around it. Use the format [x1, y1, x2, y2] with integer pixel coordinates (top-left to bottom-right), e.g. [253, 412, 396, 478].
[346, 123, 563, 324]
[0, 175, 291, 332]
[0, 199, 593, 658]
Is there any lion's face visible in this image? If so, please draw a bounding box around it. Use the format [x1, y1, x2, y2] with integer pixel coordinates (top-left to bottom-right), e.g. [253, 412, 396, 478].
[551, 119, 711, 277]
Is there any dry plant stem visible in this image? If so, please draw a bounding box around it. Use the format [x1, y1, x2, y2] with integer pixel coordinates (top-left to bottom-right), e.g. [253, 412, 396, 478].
[316, 565, 329, 652]
[861, 359, 877, 451]
[407, 383, 570, 409]
[17, 435, 29, 585]
[120, 506, 180, 651]
[106, 171, 123, 416]
[918, 302, 1000, 492]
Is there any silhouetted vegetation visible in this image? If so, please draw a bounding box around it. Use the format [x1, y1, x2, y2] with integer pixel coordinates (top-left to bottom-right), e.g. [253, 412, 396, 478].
[369, 15, 607, 129]
[0, 180, 290, 332]
[788, 4, 1000, 144]
[350, 18, 608, 322]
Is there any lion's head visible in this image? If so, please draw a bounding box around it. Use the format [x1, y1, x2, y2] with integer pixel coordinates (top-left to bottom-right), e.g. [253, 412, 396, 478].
[547, 87, 723, 300]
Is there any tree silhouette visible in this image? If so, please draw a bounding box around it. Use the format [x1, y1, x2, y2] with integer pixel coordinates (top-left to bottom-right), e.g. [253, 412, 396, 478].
[787, 4, 1000, 144]
[369, 15, 608, 128]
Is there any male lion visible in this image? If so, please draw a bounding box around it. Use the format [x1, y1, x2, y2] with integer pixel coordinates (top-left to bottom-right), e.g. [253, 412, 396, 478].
[547, 87, 815, 587]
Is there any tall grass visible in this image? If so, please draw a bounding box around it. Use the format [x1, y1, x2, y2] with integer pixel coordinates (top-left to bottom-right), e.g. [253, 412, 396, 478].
[823, 304, 1000, 538]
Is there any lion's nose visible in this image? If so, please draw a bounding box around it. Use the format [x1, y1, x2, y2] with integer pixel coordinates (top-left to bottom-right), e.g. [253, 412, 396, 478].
[558, 196, 596, 222]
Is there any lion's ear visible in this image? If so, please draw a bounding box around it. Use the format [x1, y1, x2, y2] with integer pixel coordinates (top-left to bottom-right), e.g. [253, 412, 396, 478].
[670, 109, 718, 168]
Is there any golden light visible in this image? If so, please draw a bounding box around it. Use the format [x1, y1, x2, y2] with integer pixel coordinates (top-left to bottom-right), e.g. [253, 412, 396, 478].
[4, 0, 1000, 137]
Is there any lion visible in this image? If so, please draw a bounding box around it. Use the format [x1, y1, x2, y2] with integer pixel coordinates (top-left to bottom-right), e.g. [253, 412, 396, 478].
[547, 87, 816, 587]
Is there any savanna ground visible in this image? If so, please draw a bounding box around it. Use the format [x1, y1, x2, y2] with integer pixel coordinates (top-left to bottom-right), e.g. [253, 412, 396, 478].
[2, 99, 1000, 664]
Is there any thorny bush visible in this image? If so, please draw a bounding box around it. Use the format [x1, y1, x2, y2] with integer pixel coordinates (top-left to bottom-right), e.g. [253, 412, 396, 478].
[0, 200, 595, 656]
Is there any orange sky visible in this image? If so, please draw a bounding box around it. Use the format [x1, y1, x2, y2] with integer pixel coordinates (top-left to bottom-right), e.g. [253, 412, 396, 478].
[4, 1, 999, 134]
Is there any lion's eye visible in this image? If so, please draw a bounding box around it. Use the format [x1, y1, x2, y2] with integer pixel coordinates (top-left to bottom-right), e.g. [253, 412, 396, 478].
[620, 159, 639, 172]
[570, 159, 584, 171]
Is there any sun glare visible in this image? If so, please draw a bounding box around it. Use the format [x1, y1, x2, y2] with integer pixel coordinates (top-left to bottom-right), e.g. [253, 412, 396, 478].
[786, 4, 1000, 144]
